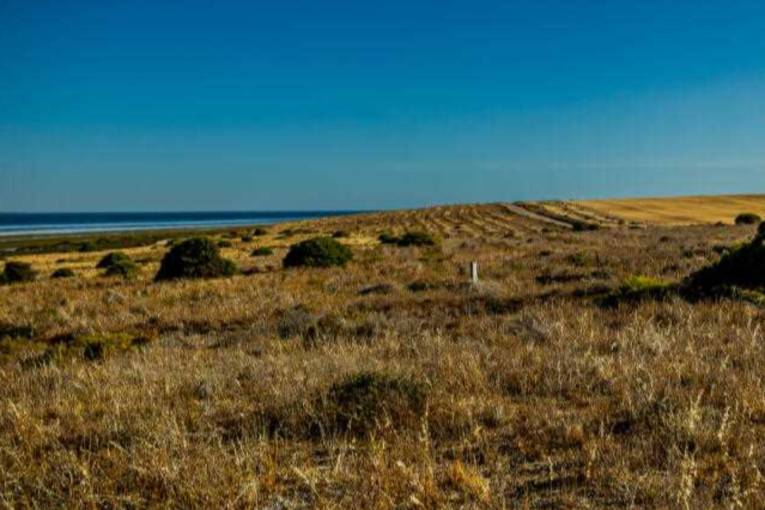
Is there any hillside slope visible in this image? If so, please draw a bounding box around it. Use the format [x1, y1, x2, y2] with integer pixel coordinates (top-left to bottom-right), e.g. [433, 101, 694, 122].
[573, 194, 765, 225]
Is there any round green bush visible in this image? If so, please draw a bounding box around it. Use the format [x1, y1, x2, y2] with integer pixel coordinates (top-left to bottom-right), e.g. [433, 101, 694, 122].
[735, 213, 761, 225]
[252, 227, 268, 236]
[283, 237, 353, 268]
[251, 246, 274, 257]
[52, 268, 75, 279]
[104, 259, 138, 279]
[97, 252, 132, 269]
[155, 237, 238, 281]
[2, 261, 36, 284]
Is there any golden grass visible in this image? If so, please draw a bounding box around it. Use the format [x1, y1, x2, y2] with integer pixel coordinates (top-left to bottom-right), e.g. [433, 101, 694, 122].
[575, 194, 765, 225]
[1, 203, 764, 508]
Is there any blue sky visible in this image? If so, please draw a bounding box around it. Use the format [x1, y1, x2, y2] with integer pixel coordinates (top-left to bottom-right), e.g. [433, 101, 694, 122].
[1, 0, 764, 212]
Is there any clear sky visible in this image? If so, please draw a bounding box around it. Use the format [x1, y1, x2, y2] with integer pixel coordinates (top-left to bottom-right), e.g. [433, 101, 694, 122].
[1, 1, 764, 212]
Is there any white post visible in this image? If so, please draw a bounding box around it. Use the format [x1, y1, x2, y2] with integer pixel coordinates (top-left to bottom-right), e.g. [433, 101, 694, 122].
[470, 261, 478, 284]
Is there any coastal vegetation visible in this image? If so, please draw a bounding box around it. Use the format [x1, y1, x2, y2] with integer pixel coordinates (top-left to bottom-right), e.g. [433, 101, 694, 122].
[1, 199, 765, 507]
[155, 237, 237, 281]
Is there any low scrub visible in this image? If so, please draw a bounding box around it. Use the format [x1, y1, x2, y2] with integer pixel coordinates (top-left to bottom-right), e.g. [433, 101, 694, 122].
[79, 332, 150, 361]
[396, 231, 437, 247]
[599, 275, 675, 308]
[735, 212, 761, 225]
[283, 237, 353, 268]
[378, 231, 438, 247]
[378, 232, 399, 244]
[571, 221, 600, 232]
[0, 323, 35, 341]
[683, 232, 765, 300]
[319, 372, 427, 437]
[155, 237, 238, 281]
[104, 259, 138, 279]
[96, 252, 132, 270]
[51, 268, 75, 279]
[251, 246, 274, 257]
[1, 261, 36, 284]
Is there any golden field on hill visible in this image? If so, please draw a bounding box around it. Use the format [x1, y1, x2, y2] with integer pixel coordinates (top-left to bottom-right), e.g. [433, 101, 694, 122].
[576, 194, 765, 225]
[1, 200, 765, 508]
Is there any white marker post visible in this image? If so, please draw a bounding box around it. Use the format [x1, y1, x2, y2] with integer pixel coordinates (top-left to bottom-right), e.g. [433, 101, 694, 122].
[470, 261, 479, 284]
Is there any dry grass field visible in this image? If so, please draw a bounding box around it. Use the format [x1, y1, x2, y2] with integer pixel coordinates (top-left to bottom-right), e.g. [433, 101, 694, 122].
[575, 194, 765, 225]
[1, 200, 765, 508]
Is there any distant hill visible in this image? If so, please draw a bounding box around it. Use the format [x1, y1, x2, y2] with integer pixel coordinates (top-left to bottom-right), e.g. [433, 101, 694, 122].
[572, 194, 765, 225]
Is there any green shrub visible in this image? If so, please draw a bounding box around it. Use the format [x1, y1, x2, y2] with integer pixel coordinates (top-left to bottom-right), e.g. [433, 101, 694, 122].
[251, 246, 274, 257]
[735, 213, 761, 225]
[96, 252, 132, 269]
[322, 372, 427, 436]
[378, 232, 399, 244]
[240, 235, 254, 243]
[396, 231, 436, 247]
[332, 230, 349, 238]
[572, 221, 599, 232]
[252, 227, 268, 236]
[218, 240, 233, 248]
[283, 237, 353, 268]
[599, 275, 674, 308]
[684, 234, 765, 294]
[758, 221, 765, 238]
[2, 261, 36, 284]
[155, 237, 238, 281]
[51, 268, 75, 279]
[104, 258, 138, 279]
[78, 242, 97, 252]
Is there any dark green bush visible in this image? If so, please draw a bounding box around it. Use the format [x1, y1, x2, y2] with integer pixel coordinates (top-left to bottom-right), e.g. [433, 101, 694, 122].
[252, 227, 268, 236]
[51, 268, 75, 279]
[251, 246, 274, 257]
[283, 237, 353, 268]
[378, 232, 399, 244]
[96, 252, 132, 270]
[735, 213, 761, 225]
[396, 231, 436, 247]
[758, 221, 765, 238]
[322, 372, 427, 436]
[2, 261, 36, 284]
[332, 230, 349, 238]
[155, 237, 238, 281]
[240, 235, 254, 243]
[218, 240, 233, 248]
[684, 234, 765, 293]
[572, 221, 600, 232]
[104, 258, 138, 279]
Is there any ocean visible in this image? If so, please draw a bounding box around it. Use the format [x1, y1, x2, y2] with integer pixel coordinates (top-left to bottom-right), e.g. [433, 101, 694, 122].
[0, 211, 361, 237]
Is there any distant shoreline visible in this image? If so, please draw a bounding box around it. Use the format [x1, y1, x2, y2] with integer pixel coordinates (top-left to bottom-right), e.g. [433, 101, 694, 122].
[0, 210, 364, 238]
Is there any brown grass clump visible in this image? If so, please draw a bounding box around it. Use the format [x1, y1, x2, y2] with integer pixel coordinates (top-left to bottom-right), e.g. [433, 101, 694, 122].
[1, 201, 765, 508]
